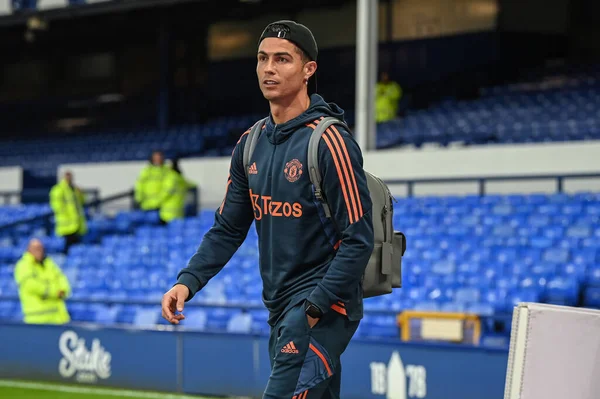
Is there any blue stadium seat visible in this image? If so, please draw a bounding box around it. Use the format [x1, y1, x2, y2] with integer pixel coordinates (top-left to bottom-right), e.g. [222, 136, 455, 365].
[545, 276, 580, 306]
[454, 288, 481, 304]
[587, 265, 600, 286]
[467, 302, 494, 316]
[583, 287, 600, 308]
[226, 311, 253, 333]
[2, 189, 600, 339]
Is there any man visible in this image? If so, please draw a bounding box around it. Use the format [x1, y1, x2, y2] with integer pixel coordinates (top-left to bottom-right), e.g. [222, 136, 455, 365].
[14, 238, 71, 324]
[162, 20, 374, 399]
[375, 71, 402, 123]
[134, 150, 168, 211]
[49, 171, 87, 253]
[158, 158, 196, 225]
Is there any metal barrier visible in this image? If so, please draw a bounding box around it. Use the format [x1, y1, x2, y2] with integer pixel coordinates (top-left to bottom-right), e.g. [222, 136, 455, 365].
[0, 189, 100, 206]
[385, 172, 600, 197]
[0, 186, 199, 231]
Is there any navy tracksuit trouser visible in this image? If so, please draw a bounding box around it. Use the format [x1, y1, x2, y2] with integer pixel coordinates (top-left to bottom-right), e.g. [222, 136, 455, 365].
[263, 301, 360, 399]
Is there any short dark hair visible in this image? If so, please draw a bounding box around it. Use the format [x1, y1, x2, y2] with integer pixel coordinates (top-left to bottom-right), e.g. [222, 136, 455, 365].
[294, 46, 309, 64]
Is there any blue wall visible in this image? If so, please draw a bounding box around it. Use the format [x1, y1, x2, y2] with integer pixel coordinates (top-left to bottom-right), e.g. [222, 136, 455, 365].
[0, 322, 509, 398]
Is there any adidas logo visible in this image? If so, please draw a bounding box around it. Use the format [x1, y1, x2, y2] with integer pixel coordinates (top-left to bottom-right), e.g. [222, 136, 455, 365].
[281, 341, 299, 354]
[248, 162, 258, 175]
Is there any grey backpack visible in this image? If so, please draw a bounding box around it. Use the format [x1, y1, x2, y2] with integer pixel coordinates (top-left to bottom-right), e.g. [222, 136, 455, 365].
[243, 116, 405, 298]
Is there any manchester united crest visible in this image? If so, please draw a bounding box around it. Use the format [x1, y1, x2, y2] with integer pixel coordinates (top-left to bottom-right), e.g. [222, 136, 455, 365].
[284, 159, 303, 183]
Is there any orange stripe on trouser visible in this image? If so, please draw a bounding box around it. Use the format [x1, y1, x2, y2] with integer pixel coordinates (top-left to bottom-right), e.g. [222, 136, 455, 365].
[309, 344, 333, 377]
[292, 390, 309, 399]
[290, 344, 333, 399]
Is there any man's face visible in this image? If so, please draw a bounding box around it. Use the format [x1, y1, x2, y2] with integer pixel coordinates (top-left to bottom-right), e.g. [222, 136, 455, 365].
[256, 38, 314, 102]
[30, 244, 45, 262]
[65, 172, 73, 185]
[152, 152, 163, 166]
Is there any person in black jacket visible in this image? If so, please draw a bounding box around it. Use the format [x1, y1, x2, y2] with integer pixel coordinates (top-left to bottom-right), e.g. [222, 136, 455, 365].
[162, 20, 374, 399]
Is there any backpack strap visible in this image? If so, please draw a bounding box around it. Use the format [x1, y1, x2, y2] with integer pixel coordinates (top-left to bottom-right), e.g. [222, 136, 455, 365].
[243, 117, 269, 179]
[307, 116, 349, 219]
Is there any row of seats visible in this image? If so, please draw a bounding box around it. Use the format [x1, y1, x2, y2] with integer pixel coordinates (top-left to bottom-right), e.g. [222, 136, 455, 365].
[1, 192, 599, 340]
[0, 298, 406, 338]
[0, 204, 51, 226]
[480, 72, 598, 96]
[0, 209, 167, 248]
[379, 86, 600, 147]
[0, 115, 259, 172]
[1, 76, 599, 172]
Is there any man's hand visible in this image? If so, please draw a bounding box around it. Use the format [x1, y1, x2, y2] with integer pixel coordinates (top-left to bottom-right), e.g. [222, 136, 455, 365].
[58, 290, 66, 299]
[161, 284, 189, 325]
[307, 315, 320, 328]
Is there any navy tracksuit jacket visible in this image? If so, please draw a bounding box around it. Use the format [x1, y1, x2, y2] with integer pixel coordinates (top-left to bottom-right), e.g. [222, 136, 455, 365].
[177, 94, 374, 326]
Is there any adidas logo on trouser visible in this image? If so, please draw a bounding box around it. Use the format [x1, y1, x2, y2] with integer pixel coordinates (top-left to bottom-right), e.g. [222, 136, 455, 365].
[281, 341, 299, 354]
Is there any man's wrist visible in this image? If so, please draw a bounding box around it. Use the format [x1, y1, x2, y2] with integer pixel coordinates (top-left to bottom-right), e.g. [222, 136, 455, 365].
[173, 274, 199, 301]
[304, 300, 323, 318]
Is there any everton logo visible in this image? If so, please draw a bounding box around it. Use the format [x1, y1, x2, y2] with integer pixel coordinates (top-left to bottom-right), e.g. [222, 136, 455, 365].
[284, 159, 303, 183]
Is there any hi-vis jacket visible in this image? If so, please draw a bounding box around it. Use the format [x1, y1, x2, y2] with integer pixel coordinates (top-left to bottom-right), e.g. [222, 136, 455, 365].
[375, 80, 402, 123]
[49, 179, 87, 237]
[177, 94, 374, 326]
[14, 252, 71, 324]
[135, 164, 169, 210]
[159, 169, 195, 223]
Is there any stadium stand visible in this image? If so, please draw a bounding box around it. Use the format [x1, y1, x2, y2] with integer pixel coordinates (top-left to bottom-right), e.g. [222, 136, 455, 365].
[1, 69, 598, 346]
[1, 190, 599, 344]
[0, 71, 598, 177]
[377, 79, 600, 148]
[0, 204, 52, 226]
[0, 113, 265, 177]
